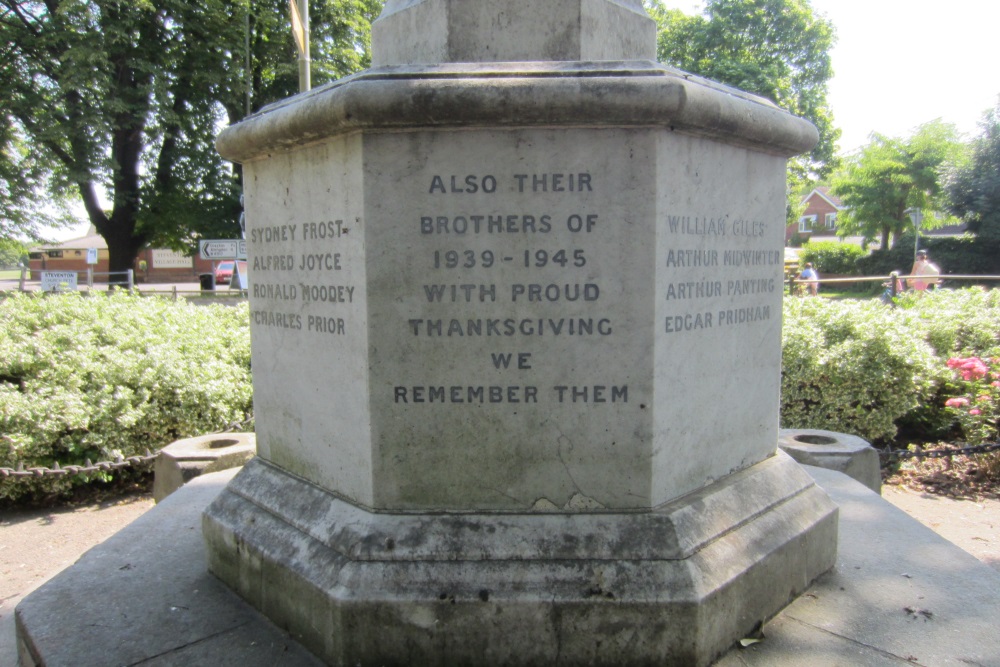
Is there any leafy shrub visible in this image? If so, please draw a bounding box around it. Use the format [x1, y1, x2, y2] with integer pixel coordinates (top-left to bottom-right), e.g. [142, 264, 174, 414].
[781, 297, 942, 443]
[782, 288, 1000, 446]
[895, 288, 1000, 359]
[942, 356, 1000, 445]
[798, 240, 867, 276]
[893, 289, 1000, 442]
[0, 292, 252, 502]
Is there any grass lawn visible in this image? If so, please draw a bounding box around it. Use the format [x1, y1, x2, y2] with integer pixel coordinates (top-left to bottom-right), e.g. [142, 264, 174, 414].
[0, 269, 24, 280]
[817, 288, 876, 301]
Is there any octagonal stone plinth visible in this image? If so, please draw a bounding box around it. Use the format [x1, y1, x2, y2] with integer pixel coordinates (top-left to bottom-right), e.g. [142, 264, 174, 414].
[210, 54, 835, 666]
[218, 61, 816, 513]
[204, 451, 837, 666]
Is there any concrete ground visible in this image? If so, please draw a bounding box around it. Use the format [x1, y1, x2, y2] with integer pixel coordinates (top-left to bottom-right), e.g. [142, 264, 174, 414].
[9, 468, 1000, 667]
[0, 494, 155, 663]
[881, 485, 1000, 574]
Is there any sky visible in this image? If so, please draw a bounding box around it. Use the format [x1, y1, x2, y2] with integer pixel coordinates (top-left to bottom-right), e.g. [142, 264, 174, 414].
[662, 0, 1000, 153]
[51, 1, 1000, 240]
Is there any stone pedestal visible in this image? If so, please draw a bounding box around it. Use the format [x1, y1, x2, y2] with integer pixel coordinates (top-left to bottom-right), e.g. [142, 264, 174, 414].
[779, 428, 882, 493]
[152, 433, 256, 502]
[206, 2, 837, 665]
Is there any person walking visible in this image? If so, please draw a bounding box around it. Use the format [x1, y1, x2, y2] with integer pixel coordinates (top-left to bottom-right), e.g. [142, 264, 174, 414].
[798, 262, 819, 296]
[908, 250, 941, 291]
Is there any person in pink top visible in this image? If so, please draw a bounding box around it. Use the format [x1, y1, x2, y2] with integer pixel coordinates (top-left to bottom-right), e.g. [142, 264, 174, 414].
[907, 249, 941, 291]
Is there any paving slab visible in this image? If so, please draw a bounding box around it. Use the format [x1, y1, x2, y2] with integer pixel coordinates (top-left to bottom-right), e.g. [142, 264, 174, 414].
[715, 466, 1000, 667]
[15, 465, 1000, 667]
[14, 469, 321, 667]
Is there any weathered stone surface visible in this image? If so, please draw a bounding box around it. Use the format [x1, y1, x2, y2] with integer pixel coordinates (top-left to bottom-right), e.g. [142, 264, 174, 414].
[371, 0, 657, 66]
[152, 432, 256, 502]
[778, 429, 881, 493]
[223, 65, 811, 512]
[217, 62, 818, 164]
[207, 5, 836, 664]
[203, 451, 838, 666]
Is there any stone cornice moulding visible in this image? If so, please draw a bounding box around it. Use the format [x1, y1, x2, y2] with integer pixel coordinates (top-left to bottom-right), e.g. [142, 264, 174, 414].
[217, 62, 819, 164]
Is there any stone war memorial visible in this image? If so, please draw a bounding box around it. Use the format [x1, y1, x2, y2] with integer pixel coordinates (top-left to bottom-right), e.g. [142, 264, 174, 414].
[205, 1, 839, 664]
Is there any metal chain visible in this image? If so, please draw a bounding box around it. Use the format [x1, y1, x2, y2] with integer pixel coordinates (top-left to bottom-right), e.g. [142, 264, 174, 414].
[882, 442, 1000, 460]
[0, 450, 158, 480]
[221, 415, 254, 433]
[0, 416, 253, 482]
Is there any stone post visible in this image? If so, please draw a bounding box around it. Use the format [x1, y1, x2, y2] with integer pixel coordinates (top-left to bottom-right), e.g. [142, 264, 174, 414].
[204, 2, 838, 664]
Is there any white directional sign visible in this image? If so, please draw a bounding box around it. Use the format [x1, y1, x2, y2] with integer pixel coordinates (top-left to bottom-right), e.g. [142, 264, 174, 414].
[199, 239, 247, 260]
[41, 271, 78, 292]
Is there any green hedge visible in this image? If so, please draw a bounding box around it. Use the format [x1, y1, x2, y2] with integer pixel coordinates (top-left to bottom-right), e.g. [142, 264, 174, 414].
[3, 288, 997, 502]
[781, 296, 941, 442]
[0, 292, 252, 502]
[798, 240, 867, 276]
[781, 288, 1000, 444]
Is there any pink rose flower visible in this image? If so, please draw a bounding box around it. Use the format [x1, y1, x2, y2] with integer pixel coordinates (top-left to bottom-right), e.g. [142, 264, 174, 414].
[945, 397, 970, 407]
[970, 408, 982, 416]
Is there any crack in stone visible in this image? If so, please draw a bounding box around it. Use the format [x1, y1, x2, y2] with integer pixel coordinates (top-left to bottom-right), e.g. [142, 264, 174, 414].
[128, 620, 255, 665]
[784, 614, 932, 666]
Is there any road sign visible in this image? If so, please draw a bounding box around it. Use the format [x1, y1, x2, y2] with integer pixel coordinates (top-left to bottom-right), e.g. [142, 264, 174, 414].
[199, 239, 247, 260]
[86, 248, 98, 264]
[41, 271, 78, 292]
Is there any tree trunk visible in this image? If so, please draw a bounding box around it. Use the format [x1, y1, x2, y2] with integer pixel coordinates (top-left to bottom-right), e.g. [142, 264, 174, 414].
[80, 182, 147, 288]
[880, 225, 891, 251]
[103, 228, 146, 288]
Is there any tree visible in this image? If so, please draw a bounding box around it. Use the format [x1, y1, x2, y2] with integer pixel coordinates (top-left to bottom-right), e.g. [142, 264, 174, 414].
[0, 0, 380, 278]
[0, 237, 28, 267]
[832, 120, 963, 250]
[646, 0, 838, 182]
[1, 126, 75, 241]
[948, 101, 1000, 242]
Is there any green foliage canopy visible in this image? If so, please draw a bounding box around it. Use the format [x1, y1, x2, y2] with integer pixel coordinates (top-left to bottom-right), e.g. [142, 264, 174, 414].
[646, 0, 838, 181]
[0, 126, 75, 241]
[0, 0, 381, 271]
[0, 237, 29, 268]
[948, 101, 1000, 242]
[831, 120, 963, 250]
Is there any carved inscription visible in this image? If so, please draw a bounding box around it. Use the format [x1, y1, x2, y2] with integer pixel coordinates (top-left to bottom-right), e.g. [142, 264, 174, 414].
[662, 211, 781, 334]
[247, 220, 356, 337]
[393, 171, 626, 405]
[247, 157, 781, 406]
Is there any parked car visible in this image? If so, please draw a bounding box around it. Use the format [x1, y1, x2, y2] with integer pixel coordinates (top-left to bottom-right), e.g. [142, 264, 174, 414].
[214, 261, 247, 285]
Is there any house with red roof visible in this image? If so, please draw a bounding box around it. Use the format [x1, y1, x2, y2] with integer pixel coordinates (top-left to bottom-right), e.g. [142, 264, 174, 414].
[786, 186, 844, 245]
